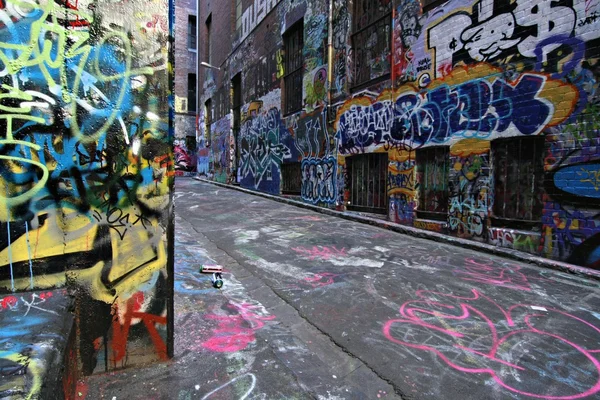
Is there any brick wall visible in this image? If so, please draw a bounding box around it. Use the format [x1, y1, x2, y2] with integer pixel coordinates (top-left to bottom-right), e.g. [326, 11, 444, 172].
[174, 0, 197, 143]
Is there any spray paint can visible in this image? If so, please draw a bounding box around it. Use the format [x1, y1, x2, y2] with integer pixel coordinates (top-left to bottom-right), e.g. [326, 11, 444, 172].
[211, 272, 223, 289]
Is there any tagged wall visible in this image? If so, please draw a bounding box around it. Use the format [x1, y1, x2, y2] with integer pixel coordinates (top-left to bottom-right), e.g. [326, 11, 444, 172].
[198, 0, 600, 269]
[332, 0, 600, 269]
[0, 0, 173, 376]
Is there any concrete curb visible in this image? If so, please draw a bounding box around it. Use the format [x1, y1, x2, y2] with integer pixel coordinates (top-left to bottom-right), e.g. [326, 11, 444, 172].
[190, 176, 600, 282]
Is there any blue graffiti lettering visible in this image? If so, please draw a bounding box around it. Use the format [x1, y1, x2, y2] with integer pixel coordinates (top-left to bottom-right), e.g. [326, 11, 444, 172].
[301, 157, 336, 204]
[337, 75, 552, 153]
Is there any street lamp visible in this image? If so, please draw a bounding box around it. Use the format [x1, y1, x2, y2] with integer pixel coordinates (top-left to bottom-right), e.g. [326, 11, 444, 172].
[200, 62, 220, 71]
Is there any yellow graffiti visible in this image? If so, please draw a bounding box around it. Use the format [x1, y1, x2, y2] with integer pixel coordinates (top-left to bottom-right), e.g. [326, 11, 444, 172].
[388, 164, 415, 197]
[0, 212, 168, 303]
[0, 140, 49, 211]
[276, 49, 285, 79]
[242, 100, 264, 122]
[0, 353, 42, 400]
[578, 168, 600, 191]
[450, 138, 490, 157]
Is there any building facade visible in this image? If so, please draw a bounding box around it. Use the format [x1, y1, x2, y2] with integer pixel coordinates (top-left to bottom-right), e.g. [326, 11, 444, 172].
[197, 0, 600, 270]
[174, 0, 198, 174]
[0, 0, 174, 381]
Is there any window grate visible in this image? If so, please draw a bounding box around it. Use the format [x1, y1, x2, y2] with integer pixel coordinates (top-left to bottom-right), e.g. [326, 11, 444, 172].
[492, 137, 544, 225]
[281, 163, 302, 194]
[347, 153, 388, 214]
[283, 20, 304, 115]
[417, 146, 449, 219]
[352, 0, 391, 88]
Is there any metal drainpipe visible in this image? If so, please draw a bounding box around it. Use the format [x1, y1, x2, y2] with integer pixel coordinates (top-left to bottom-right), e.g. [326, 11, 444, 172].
[391, 0, 396, 91]
[326, 0, 334, 116]
[326, 0, 337, 208]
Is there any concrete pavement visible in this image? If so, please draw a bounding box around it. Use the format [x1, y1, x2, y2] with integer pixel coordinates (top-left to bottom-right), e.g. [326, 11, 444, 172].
[81, 180, 399, 399]
[83, 179, 600, 399]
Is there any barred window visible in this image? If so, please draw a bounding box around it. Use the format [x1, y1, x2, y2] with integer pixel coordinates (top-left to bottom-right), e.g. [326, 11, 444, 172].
[417, 146, 449, 220]
[347, 153, 388, 214]
[352, 0, 391, 89]
[283, 20, 303, 115]
[281, 162, 302, 194]
[492, 137, 544, 226]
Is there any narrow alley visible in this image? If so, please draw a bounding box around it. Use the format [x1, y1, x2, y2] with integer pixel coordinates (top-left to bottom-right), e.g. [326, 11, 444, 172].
[85, 178, 600, 399]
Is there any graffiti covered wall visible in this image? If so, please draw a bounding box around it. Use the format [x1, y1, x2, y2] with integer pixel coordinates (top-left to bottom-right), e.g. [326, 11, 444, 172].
[198, 0, 600, 269]
[0, 0, 174, 376]
[332, 0, 600, 269]
[198, 0, 334, 200]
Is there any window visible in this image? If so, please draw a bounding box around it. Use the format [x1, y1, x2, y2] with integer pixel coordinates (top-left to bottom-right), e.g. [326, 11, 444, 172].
[421, 0, 445, 13]
[185, 136, 196, 152]
[205, 98, 212, 145]
[282, 162, 302, 194]
[283, 20, 303, 115]
[347, 153, 388, 214]
[187, 74, 196, 113]
[417, 146, 449, 220]
[205, 14, 212, 64]
[492, 137, 544, 226]
[188, 15, 197, 50]
[352, 0, 392, 89]
[235, 0, 242, 36]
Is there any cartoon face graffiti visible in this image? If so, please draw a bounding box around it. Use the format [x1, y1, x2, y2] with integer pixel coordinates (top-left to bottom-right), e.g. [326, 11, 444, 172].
[461, 13, 521, 61]
[400, 11, 421, 48]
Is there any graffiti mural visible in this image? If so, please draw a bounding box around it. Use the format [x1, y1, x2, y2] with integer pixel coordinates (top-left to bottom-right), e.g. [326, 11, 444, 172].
[0, 0, 173, 376]
[240, 105, 289, 193]
[198, 0, 600, 268]
[336, 65, 578, 154]
[301, 157, 336, 204]
[209, 116, 231, 183]
[328, 0, 600, 268]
